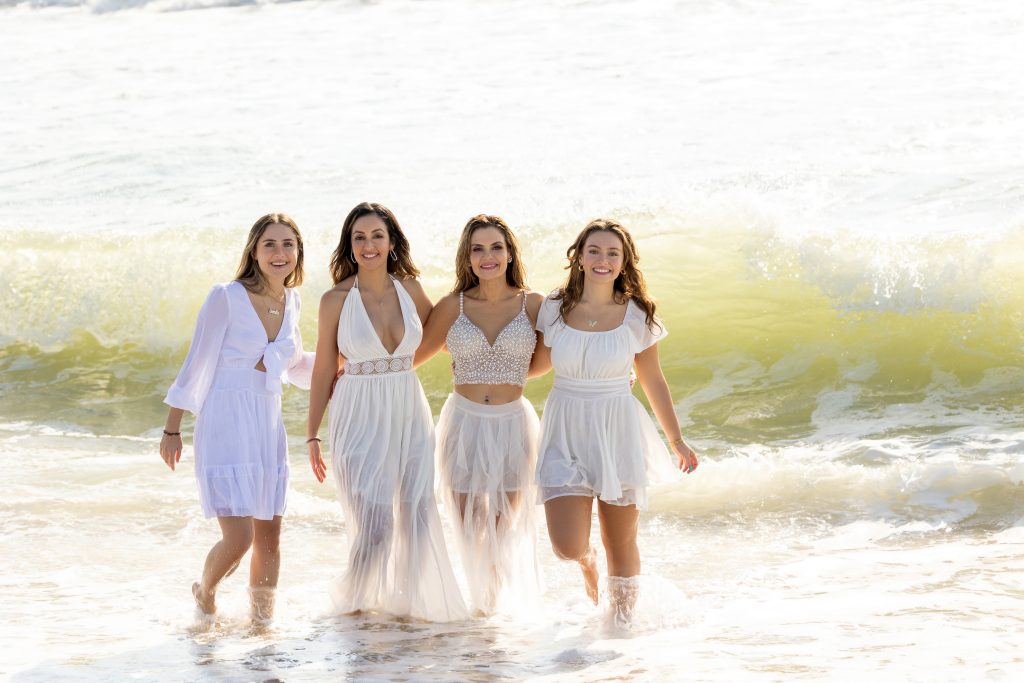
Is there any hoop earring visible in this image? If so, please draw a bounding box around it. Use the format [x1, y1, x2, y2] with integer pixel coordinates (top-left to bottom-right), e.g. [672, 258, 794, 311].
[349, 252, 357, 264]
[389, 249, 397, 261]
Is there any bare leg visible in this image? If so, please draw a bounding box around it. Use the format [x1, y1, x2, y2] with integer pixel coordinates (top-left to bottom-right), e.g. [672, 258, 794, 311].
[193, 516, 254, 614]
[249, 516, 282, 620]
[597, 500, 641, 625]
[544, 496, 599, 604]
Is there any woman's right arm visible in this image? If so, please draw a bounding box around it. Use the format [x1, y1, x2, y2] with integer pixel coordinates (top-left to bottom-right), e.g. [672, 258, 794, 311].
[306, 288, 346, 483]
[160, 284, 230, 471]
[414, 293, 459, 368]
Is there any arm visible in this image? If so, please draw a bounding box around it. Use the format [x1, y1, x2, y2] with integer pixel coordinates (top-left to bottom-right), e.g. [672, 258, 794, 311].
[286, 291, 316, 389]
[306, 288, 346, 483]
[526, 292, 553, 378]
[160, 284, 230, 471]
[634, 343, 698, 473]
[527, 332, 552, 378]
[414, 293, 459, 368]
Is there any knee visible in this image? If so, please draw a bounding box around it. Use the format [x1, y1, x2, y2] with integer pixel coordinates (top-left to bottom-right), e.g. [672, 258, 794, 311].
[550, 535, 590, 563]
[224, 528, 254, 557]
[256, 532, 281, 556]
[366, 513, 394, 548]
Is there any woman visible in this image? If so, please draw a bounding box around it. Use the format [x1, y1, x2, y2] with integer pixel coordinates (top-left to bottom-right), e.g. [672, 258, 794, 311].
[159, 213, 313, 621]
[306, 202, 467, 621]
[416, 214, 545, 615]
[531, 218, 698, 626]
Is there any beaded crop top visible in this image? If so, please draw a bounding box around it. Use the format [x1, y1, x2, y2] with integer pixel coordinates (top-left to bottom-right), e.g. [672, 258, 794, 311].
[446, 291, 536, 387]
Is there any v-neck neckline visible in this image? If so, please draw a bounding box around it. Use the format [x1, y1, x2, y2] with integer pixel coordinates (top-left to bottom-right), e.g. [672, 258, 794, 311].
[459, 291, 526, 348]
[354, 275, 407, 356]
[238, 281, 286, 343]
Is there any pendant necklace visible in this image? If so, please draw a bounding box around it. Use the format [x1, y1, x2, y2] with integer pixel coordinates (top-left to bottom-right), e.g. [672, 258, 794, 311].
[265, 290, 285, 317]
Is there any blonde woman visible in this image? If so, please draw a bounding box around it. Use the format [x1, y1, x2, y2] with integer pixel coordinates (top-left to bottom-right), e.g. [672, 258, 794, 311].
[159, 213, 313, 620]
[530, 219, 698, 626]
[306, 202, 467, 621]
[417, 215, 545, 615]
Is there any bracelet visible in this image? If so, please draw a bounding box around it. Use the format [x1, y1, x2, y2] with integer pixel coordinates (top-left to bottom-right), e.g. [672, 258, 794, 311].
[669, 436, 685, 447]
[163, 430, 181, 437]
[306, 437, 321, 444]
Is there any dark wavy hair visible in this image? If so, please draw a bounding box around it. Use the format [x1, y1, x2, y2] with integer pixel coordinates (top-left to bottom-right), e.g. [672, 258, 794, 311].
[554, 218, 659, 329]
[235, 213, 304, 291]
[452, 214, 528, 293]
[329, 202, 420, 285]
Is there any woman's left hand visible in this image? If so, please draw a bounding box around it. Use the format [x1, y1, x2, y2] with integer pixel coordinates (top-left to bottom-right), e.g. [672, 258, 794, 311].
[672, 439, 698, 474]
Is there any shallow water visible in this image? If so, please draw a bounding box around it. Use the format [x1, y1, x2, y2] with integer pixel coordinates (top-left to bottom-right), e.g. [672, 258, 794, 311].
[2, 0, 1024, 680]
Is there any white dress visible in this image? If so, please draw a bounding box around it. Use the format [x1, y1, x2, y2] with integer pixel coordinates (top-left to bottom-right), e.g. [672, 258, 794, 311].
[534, 295, 677, 510]
[165, 281, 313, 520]
[327, 276, 468, 622]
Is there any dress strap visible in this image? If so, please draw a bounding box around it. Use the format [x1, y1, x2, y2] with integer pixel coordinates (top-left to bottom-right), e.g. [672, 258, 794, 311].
[520, 290, 527, 314]
[459, 291, 464, 314]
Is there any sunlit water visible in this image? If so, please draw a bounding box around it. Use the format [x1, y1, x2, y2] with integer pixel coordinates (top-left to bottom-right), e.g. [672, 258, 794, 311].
[2, 0, 1023, 680]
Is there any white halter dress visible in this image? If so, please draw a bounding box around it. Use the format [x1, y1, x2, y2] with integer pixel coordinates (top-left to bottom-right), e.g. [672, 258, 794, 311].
[327, 275, 468, 622]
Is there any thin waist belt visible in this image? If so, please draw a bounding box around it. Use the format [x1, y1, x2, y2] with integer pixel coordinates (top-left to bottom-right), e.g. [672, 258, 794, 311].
[344, 354, 414, 377]
[551, 375, 631, 398]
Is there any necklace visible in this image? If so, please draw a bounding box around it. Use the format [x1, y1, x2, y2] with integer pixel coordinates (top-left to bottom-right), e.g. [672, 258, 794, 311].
[586, 319, 598, 328]
[263, 289, 285, 316]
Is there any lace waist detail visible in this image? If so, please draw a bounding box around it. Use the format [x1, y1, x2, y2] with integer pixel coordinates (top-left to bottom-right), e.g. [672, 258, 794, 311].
[344, 355, 413, 376]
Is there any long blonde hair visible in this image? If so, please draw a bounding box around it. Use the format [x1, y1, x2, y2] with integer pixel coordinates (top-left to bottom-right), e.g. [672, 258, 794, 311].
[329, 202, 420, 285]
[235, 213, 304, 292]
[452, 214, 528, 293]
[554, 218, 659, 329]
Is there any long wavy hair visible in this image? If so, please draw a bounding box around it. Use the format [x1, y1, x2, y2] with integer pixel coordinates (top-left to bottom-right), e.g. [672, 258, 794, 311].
[554, 218, 659, 329]
[452, 214, 528, 293]
[329, 202, 420, 285]
[235, 213, 305, 292]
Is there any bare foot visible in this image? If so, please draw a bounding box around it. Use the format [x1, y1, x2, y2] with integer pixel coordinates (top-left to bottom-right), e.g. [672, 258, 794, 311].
[580, 546, 599, 605]
[192, 582, 216, 614]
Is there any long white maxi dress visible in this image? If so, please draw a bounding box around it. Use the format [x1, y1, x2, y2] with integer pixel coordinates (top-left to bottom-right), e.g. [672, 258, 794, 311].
[164, 281, 313, 520]
[327, 276, 468, 621]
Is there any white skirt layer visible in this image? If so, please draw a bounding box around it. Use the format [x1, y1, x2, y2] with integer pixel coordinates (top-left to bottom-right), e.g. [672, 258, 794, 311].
[436, 393, 543, 615]
[327, 370, 468, 622]
[193, 368, 288, 520]
[536, 376, 678, 510]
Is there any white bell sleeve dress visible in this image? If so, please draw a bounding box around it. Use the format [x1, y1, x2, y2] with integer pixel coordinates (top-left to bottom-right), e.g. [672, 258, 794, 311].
[164, 280, 313, 520]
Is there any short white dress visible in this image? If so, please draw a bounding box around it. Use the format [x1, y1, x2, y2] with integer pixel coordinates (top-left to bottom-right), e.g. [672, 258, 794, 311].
[435, 291, 543, 614]
[535, 295, 677, 510]
[328, 276, 468, 622]
[165, 281, 313, 520]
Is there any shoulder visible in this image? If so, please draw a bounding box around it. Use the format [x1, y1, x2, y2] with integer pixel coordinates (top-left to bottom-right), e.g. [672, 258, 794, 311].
[427, 292, 461, 326]
[203, 281, 235, 307]
[433, 292, 461, 314]
[319, 283, 350, 309]
[524, 290, 546, 320]
[397, 276, 426, 296]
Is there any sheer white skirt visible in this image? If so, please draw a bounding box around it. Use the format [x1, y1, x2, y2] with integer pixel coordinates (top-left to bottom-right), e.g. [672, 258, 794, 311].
[436, 393, 543, 615]
[328, 371, 468, 622]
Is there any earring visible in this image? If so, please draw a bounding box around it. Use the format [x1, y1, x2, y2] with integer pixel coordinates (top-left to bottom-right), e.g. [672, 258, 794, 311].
[389, 249, 397, 261]
[507, 257, 512, 263]
[349, 252, 357, 264]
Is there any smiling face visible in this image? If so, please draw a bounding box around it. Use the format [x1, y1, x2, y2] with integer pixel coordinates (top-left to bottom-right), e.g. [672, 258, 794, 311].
[579, 229, 624, 284]
[254, 222, 299, 286]
[468, 226, 509, 282]
[350, 214, 393, 270]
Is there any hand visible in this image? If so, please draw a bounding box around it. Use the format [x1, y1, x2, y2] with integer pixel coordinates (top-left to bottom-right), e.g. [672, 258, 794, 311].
[308, 439, 327, 483]
[160, 433, 182, 471]
[330, 365, 345, 394]
[672, 438, 698, 474]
